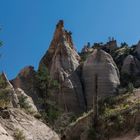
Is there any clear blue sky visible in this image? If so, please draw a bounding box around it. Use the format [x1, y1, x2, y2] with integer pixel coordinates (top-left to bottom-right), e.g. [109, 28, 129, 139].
[0, 0, 140, 79]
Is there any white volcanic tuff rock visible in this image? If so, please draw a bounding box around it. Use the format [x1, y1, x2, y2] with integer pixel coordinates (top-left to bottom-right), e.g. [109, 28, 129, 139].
[1, 73, 38, 113]
[0, 109, 60, 140]
[39, 20, 80, 77]
[11, 66, 40, 110]
[50, 40, 79, 80]
[0, 74, 60, 140]
[15, 88, 38, 114]
[39, 20, 80, 70]
[0, 124, 14, 140]
[121, 55, 140, 75]
[39, 20, 86, 113]
[0, 73, 19, 108]
[83, 49, 120, 110]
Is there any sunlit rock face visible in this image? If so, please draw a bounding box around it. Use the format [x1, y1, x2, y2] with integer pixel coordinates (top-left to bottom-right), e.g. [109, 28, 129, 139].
[39, 20, 86, 113]
[0, 109, 60, 140]
[39, 20, 80, 70]
[0, 124, 14, 140]
[83, 49, 120, 110]
[0, 74, 60, 140]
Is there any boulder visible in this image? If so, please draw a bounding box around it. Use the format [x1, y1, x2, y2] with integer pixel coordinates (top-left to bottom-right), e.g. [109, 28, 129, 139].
[83, 49, 120, 110]
[121, 55, 140, 87]
[39, 20, 86, 113]
[121, 55, 140, 75]
[0, 108, 60, 140]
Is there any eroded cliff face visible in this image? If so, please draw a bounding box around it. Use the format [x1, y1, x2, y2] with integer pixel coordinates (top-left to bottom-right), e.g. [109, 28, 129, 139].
[8, 21, 124, 140]
[0, 108, 60, 140]
[11, 66, 40, 109]
[11, 66, 37, 94]
[0, 73, 60, 140]
[39, 20, 86, 113]
[7, 20, 140, 140]
[39, 20, 80, 69]
[83, 49, 120, 110]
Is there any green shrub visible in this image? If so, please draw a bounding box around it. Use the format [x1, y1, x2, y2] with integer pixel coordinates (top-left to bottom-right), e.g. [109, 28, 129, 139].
[36, 66, 61, 120]
[127, 82, 134, 93]
[14, 129, 26, 140]
[41, 105, 60, 124]
[121, 72, 136, 88]
[48, 108, 59, 122]
[79, 52, 91, 62]
[40, 111, 48, 123]
[135, 122, 140, 133]
[88, 127, 98, 140]
[117, 115, 125, 124]
[36, 66, 59, 98]
[71, 136, 80, 140]
[98, 96, 116, 114]
[0, 75, 7, 88]
[0, 89, 11, 108]
[18, 95, 31, 110]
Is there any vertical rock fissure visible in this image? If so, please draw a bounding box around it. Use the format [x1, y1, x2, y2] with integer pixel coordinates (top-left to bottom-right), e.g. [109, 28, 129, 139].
[93, 74, 98, 124]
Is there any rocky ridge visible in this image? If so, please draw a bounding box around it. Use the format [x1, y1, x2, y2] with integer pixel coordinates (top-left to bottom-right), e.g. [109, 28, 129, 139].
[1, 20, 140, 140]
[39, 20, 86, 113]
[0, 72, 60, 140]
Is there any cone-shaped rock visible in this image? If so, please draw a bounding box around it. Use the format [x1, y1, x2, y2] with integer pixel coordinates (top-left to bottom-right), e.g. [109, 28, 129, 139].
[83, 49, 120, 110]
[121, 55, 140, 75]
[39, 20, 86, 113]
[121, 54, 140, 87]
[39, 20, 80, 70]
